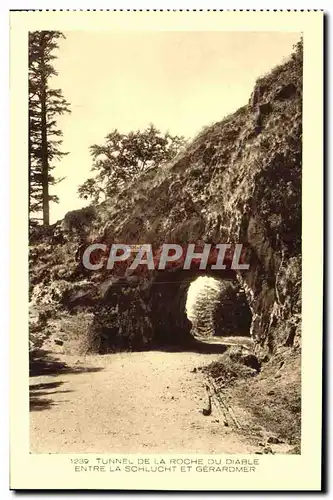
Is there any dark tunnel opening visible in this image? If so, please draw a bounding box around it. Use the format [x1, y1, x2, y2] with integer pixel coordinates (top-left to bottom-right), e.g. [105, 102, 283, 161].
[149, 269, 252, 348]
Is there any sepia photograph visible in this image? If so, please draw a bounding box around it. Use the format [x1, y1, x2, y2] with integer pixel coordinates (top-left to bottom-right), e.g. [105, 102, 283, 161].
[9, 10, 323, 491]
[28, 28, 302, 455]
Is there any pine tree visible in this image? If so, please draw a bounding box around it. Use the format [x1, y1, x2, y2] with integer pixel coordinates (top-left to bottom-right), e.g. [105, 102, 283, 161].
[29, 31, 71, 225]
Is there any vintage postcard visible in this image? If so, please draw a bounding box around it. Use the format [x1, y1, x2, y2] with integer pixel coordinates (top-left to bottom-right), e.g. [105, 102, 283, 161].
[10, 10, 323, 491]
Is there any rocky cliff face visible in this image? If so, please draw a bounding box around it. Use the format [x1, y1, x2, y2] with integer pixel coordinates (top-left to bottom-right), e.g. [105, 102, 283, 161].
[30, 42, 302, 360]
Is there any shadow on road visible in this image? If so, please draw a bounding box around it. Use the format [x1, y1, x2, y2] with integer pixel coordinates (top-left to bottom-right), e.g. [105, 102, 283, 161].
[151, 336, 252, 354]
[29, 380, 72, 412]
[152, 340, 229, 354]
[29, 350, 104, 412]
[184, 339, 230, 354]
[29, 350, 105, 377]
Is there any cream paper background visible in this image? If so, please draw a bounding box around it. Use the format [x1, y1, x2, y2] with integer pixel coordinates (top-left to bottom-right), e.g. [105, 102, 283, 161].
[10, 10, 323, 491]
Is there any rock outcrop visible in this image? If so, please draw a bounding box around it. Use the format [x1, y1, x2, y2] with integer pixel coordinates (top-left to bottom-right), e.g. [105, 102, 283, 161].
[29, 41, 302, 359]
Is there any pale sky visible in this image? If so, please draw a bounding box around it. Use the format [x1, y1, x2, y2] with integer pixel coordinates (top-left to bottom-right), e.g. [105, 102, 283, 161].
[49, 31, 301, 223]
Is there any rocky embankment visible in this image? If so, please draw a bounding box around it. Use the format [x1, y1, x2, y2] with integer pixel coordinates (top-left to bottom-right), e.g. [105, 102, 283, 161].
[30, 42, 302, 367]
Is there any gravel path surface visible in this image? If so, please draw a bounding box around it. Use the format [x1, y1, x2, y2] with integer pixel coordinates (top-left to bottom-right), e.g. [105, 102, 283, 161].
[30, 350, 259, 454]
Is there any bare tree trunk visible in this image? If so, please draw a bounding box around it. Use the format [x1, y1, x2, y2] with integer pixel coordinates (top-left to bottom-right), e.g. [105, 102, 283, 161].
[40, 34, 50, 226]
[41, 101, 49, 226]
[28, 116, 32, 216]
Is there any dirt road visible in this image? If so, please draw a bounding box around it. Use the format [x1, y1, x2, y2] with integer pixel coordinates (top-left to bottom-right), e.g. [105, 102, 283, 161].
[30, 349, 260, 454]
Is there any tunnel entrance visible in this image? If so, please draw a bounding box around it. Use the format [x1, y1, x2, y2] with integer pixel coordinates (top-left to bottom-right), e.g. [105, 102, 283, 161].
[149, 269, 252, 348]
[92, 262, 252, 353]
[186, 276, 252, 341]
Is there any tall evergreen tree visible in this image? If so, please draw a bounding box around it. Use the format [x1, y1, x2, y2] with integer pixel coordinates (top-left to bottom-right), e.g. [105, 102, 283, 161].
[29, 31, 71, 225]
